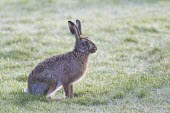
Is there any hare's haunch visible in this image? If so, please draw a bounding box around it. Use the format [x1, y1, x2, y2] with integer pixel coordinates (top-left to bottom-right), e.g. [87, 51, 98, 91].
[25, 20, 97, 98]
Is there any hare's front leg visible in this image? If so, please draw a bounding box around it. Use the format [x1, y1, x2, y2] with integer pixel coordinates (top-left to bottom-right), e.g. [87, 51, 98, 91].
[63, 84, 70, 98]
[70, 84, 74, 98]
[63, 84, 73, 98]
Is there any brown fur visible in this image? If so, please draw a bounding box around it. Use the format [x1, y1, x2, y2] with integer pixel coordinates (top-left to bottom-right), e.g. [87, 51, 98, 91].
[26, 20, 97, 98]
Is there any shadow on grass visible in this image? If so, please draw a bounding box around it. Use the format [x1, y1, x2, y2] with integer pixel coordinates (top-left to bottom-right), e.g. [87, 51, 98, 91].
[63, 96, 108, 106]
[10, 89, 108, 106]
[10, 91, 49, 106]
[63, 90, 109, 105]
[7, 87, 106, 106]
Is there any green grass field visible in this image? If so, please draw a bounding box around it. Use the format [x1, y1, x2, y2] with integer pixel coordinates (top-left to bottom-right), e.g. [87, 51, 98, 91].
[0, 0, 170, 112]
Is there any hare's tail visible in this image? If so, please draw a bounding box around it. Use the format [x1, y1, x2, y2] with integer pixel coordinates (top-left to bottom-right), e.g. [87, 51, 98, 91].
[23, 88, 29, 93]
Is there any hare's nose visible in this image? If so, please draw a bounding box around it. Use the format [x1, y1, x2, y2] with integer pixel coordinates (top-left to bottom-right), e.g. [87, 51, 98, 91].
[94, 47, 97, 51]
[93, 47, 97, 53]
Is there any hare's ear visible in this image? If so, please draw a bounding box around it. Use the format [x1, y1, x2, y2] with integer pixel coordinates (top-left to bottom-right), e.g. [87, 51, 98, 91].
[68, 21, 80, 40]
[76, 19, 82, 35]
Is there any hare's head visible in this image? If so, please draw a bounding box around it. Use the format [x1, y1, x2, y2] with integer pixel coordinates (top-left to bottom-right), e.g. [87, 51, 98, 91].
[68, 20, 97, 54]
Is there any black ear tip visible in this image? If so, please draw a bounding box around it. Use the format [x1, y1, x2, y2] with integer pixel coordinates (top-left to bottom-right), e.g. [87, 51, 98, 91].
[68, 21, 75, 25]
[76, 19, 80, 23]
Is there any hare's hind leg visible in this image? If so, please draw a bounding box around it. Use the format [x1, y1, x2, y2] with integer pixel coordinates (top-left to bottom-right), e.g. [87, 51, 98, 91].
[30, 81, 49, 95]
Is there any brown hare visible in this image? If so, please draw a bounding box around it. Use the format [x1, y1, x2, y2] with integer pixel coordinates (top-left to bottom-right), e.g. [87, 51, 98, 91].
[24, 20, 97, 98]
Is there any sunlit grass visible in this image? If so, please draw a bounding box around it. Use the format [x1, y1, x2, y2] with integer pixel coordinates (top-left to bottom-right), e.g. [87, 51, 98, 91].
[0, 0, 170, 112]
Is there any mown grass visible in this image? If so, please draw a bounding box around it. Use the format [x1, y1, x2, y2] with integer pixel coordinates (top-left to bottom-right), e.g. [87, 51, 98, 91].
[0, 0, 170, 112]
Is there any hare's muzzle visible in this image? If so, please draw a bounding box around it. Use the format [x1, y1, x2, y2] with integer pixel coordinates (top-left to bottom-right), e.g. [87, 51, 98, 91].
[90, 46, 97, 53]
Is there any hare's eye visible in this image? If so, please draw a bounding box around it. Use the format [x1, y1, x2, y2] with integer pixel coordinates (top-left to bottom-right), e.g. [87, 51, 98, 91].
[82, 41, 86, 45]
[84, 41, 89, 45]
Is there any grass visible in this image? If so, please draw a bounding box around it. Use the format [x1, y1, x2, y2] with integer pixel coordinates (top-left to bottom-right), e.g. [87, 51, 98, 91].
[0, 0, 170, 112]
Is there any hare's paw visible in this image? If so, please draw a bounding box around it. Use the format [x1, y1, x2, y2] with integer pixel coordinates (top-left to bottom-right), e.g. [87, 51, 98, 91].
[23, 88, 28, 93]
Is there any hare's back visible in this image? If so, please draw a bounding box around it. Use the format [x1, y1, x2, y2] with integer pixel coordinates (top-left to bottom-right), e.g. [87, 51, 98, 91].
[28, 53, 71, 81]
